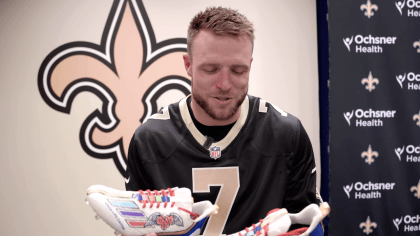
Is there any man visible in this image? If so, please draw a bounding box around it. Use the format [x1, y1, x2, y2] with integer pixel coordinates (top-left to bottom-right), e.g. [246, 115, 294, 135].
[125, 6, 318, 235]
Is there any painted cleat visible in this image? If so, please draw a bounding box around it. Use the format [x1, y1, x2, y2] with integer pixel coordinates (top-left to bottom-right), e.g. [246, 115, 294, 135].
[228, 208, 290, 236]
[228, 204, 325, 236]
[86, 185, 217, 236]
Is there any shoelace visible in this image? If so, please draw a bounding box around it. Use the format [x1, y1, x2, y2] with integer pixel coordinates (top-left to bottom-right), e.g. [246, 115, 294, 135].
[179, 207, 200, 220]
[136, 188, 200, 220]
[138, 188, 176, 208]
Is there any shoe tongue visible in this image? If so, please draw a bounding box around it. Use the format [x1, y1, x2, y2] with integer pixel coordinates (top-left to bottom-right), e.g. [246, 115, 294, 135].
[170, 188, 193, 203]
[174, 188, 191, 198]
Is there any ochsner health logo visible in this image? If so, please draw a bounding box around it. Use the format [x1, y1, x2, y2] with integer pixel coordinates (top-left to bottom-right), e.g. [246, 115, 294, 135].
[395, 0, 420, 17]
[343, 35, 397, 53]
[395, 146, 405, 160]
[395, 145, 420, 162]
[393, 217, 403, 230]
[393, 215, 420, 232]
[396, 0, 406, 15]
[343, 184, 353, 198]
[396, 74, 406, 88]
[343, 182, 395, 199]
[344, 109, 397, 127]
[343, 110, 354, 125]
[343, 36, 353, 51]
[396, 72, 420, 90]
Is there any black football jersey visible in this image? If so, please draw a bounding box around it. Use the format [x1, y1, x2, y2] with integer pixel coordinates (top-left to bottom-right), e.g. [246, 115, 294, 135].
[125, 95, 317, 235]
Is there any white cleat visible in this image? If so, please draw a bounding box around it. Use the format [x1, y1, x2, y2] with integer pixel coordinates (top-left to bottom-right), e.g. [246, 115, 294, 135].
[228, 204, 326, 236]
[86, 185, 216, 236]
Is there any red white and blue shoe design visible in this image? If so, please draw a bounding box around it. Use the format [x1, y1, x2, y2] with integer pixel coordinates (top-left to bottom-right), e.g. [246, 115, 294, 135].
[86, 185, 218, 236]
[228, 203, 328, 236]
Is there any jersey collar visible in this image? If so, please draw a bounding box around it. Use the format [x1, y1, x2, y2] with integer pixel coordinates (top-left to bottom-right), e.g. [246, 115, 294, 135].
[179, 95, 249, 151]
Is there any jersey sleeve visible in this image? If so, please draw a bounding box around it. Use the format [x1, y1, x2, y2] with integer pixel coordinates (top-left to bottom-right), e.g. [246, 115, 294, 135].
[125, 134, 153, 191]
[282, 120, 318, 214]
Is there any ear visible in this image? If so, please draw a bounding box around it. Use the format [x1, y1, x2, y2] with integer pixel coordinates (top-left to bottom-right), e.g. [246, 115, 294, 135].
[183, 53, 192, 77]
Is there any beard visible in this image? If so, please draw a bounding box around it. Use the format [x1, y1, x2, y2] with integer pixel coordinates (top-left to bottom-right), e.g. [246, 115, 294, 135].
[192, 81, 248, 121]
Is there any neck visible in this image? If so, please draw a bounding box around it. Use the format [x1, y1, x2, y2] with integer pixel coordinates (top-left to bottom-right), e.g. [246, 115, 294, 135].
[190, 96, 240, 126]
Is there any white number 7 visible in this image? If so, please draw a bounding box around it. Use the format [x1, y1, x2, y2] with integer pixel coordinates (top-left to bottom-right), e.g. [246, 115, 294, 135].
[192, 167, 240, 236]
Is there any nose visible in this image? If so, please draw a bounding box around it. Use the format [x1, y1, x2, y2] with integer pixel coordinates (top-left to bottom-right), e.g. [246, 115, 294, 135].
[216, 69, 231, 91]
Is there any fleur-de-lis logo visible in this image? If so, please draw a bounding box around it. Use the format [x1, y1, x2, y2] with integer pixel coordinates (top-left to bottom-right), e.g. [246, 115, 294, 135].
[411, 180, 420, 199]
[38, 0, 191, 175]
[414, 111, 420, 127]
[414, 40, 420, 53]
[361, 145, 379, 165]
[361, 0, 378, 18]
[360, 216, 377, 235]
[361, 71, 379, 92]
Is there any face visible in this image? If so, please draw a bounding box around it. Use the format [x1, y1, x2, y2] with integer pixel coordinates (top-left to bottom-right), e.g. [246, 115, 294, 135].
[183, 30, 253, 123]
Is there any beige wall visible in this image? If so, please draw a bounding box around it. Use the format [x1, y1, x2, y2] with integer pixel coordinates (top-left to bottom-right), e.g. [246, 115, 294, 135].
[0, 0, 319, 235]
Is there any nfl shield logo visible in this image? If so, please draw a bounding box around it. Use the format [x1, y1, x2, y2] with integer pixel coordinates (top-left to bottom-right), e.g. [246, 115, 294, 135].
[209, 146, 221, 160]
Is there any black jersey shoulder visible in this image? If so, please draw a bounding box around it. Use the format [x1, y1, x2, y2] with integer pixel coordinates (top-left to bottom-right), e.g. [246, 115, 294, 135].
[132, 102, 186, 163]
[246, 95, 302, 157]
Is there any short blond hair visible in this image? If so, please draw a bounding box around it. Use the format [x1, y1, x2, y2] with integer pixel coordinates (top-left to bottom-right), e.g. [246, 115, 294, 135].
[187, 6, 255, 56]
